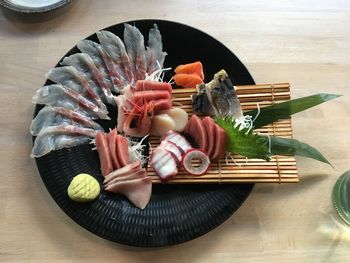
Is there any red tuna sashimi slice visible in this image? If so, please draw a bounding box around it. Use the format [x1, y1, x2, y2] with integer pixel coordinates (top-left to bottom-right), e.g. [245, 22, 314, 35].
[105, 176, 152, 209]
[103, 160, 141, 185]
[135, 80, 172, 94]
[151, 147, 178, 182]
[186, 115, 208, 153]
[211, 125, 228, 162]
[116, 134, 130, 167]
[154, 99, 172, 114]
[131, 90, 171, 103]
[202, 116, 216, 159]
[173, 73, 203, 88]
[95, 132, 113, 177]
[104, 168, 146, 187]
[107, 129, 121, 170]
[174, 61, 204, 80]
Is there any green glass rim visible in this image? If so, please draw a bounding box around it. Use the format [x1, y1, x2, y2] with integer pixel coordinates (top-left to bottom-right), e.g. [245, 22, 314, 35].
[332, 171, 350, 226]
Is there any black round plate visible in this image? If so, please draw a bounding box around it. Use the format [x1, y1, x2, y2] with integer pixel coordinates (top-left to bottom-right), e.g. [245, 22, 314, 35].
[34, 19, 255, 247]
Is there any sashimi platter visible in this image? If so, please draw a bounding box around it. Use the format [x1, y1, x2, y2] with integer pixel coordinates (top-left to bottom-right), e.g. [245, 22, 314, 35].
[31, 20, 339, 246]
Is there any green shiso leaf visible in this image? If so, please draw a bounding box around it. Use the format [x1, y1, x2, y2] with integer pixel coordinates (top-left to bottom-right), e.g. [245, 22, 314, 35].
[245, 93, 341, 128]
[215, 116, 332, 166]
[265, 136, 332, 166]
[214, 117, 271, 160]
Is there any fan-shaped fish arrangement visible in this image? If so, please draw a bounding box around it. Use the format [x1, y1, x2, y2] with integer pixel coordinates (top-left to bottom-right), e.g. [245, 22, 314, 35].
[30, 23, 340, 210]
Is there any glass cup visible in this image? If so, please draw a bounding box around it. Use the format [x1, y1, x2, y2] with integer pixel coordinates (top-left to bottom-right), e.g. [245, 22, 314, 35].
[333, 170, 350, 225]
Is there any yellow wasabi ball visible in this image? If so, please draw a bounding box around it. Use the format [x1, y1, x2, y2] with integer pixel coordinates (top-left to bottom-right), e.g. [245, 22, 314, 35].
[67, 173, 100, 202]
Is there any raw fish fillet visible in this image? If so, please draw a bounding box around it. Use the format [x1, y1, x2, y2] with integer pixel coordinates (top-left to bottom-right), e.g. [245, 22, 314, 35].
[30, 106, 103, 136]
[31, 125, 98, 158]
[146, 24, 167, 74]
[77, 40, 120, 92]
[105, 176, 152, 209]
[124, 24, 147, 81]
[46, 66, 106, 111]
[202, 116, 216, 159]
[105, 169, 146, 186]
[61, 53, 115, 105]
[135, 80, 172, 94]
[97, 30, 134, 85]
[211, 125, 228, 162]
[107, 129, 121, 169]
[185, 115, 208, 153]
[95, 132, 114, 177]
[32, 84, 110, 120]
[192, 70, 243, 118]
[103, 160, 141, 185]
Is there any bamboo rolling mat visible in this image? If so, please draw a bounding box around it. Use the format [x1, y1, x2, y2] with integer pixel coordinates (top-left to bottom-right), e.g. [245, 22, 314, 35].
[147, 83, 299, 184]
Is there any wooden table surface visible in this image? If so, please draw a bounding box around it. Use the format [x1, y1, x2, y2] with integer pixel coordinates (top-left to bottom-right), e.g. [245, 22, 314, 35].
[1, 1, 349, 262]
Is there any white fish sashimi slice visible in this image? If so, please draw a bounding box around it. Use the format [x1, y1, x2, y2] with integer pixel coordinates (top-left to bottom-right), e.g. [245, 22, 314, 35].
[61, 53, 115, 106]
[32, 84, 110, 120]
[30, 106, 103, 136]
[46, 66, 106, 111]
[31, 125, 98, 158]
[105, 177, 152, 209]
[77, 40, 106, 68]
[77, 40, 119, 92]
[124, 24, 147, 81]
[97, 30, 134, 85]
[147, 24, 167, 75]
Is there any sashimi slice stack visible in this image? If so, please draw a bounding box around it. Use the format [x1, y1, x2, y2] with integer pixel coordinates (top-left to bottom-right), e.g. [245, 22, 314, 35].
[173, 61, 204, 88]
[184, 115, 228, 161]
[103, 161, 152, 209]
[95, 129, 130, 177]
[115, 80, 173, 137]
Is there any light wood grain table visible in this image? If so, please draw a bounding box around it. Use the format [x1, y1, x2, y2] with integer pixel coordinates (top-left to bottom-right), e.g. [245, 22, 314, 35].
[1, 1, 349, 262]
